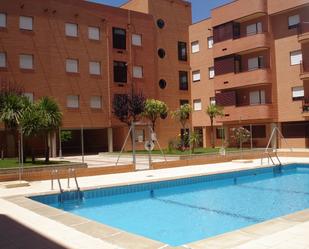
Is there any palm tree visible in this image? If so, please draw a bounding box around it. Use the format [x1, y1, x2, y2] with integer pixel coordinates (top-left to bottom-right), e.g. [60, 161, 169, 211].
[143, 99, 168, 131]
[206, 104, 224, 148]
[189, 131, 202, 154]
[37, 97, 62, 163]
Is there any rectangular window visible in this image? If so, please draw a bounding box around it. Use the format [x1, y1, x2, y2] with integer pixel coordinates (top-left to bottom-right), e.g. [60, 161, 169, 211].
[90, 96, 102, 109]
[193, 99, 202, 111]
[209, 67, 215, 79]
[191, 41, 199, 53]
[89, 61, 101, 75]
[0, 13, 7, 28]
[23, 93, 34, 103]
[244, 125, 266, 138]
[192, 70, 201, 82]
[132, 34, 142, 46]
[20, 16, 33, 30]
[178, 41, 187, 61]
[114, 61, 127, 83]
[20, 54, 33, 69]
[0, 52, 6, 68]
[65, 23, 78, 37]
[113, 27, 126, 49]
[290, 50, 302, 65]
[210, 97, 216, 105]
[179, 71, 188, 90]
[216, 128, 225, 139]
[180, 99, 189, 106]
[250, 90, 265, 105]
[288, 14, 300, 29]
[207, 36, 213, 48]
[246, 22, 262, 36]
[248, 56, 264, 71]
[135, 129, 145, 143]
[67, 95, 79, 108]
[66, 59, 78, 73]
[133, 66, 143, 78]
[88, 26, 100, 40]
[292, 86, 304, 101]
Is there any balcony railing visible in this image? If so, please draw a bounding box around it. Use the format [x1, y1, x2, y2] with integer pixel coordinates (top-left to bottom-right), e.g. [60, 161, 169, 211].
[303, 97, 309, 113]
[298, 22, 309, 35]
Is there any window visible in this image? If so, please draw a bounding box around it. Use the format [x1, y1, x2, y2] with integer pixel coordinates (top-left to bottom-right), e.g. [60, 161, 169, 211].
[288, 14, 300, 29]
[157, 19, 165, 29]
[133, 66, 143, 78]
[191, 41, 199, 53]
[178, 41, 187, 61]
[193, 99, 202, 111]
[210, 97, 216, 105]
[88, 26, 100, 40]
[292, 86, 304, 101]
[135, 129, 145, 143]
[250, 90, 265, 105]
[113, 27, 126, 49]
[89, 61, 101, 75]
[132, 34, 142, 46]
[244, 125, 266, 138]
[0, 13, 7, 28]
[192, 70, 201, 82]
[0, 52, 6, 68]
[248, 56, 264, 71]
[158, 48, 166, 58]
[90, 96, 102, 109]
[66, 59, 78, 73]
[180, 99, 189, 106]
[209, 67, 215, 79]
[290, 50, 302, 65]
[23, 93, 34, 103]
[159, 79, 167, 89]
[20, 54, 33, 69]
[19, 16, 33, 30]
[65, 23, 78, 37]
[246, 22, 262, 35]
[179, 71, 188, 90]
[114, 61, 127, 83]
[207, 37, 213, 48]
[67, 95, 79, 108]
[216, 128, 225, 139]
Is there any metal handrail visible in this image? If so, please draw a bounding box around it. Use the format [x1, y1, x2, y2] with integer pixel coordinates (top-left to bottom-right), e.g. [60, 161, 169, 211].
[67, 168, 80, 192]
[51, 169, 63, 193]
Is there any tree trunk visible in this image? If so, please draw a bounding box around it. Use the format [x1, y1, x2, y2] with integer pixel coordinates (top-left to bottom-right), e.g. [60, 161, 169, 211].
[45, 132, 49, 163]
[210, 119, 215, 148]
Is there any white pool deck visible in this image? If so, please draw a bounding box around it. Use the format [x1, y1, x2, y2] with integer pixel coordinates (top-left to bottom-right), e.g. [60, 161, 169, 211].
[1, 157, 309, 249]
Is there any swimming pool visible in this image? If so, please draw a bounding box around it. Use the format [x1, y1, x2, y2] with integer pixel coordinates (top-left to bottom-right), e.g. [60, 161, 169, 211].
[31, 164, 309, 246]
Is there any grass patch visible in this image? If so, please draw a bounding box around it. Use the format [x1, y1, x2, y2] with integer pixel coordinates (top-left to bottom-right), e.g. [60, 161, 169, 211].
[0, 159, 69, 169]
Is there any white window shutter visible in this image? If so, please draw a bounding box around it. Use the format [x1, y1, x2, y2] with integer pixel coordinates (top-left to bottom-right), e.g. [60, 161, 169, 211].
[0, 52, 6, 67]
[133, 66, 143, 78]
[24, 93, 34, 103]
[193, 99, 202, 111]
[88, 26, 100, 40]
[90, 96, 102, 109]
[191, 41, 199, 53]
[65, 23, 78, 37]
[292, 87, 304, 98]
[89, 61, 101, 75]
[207, 37, 213, 48]
[66, 59, 78, 73]
[20, 54, 33, 69]
[290, 51, 302, 65]
[246, 23, 257, 35]
[0, 13, 6, 28]
[192, 70, 201, 82]
[257, 22, 262, 33]
[209, 67, 215, 78]
[248, 57, 259, 70]
[67, 95, 79, 108]
[132, 34, 142, 46]
[288, 15, 300, 27]
[20, 16, 33, 30]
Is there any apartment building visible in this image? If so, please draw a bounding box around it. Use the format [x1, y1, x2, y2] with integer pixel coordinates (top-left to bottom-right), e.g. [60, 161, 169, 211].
[0, 0, 191, 156]
[190, 0, 309, 148]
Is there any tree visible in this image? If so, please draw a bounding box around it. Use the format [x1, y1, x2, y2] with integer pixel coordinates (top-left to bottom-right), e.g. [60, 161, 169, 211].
[231, 127, 251, 149]
[143, 99, 168, 131]
[206, 104, 224, 148]
[36, 97, 62, 163]
[189, 131, 202, 154]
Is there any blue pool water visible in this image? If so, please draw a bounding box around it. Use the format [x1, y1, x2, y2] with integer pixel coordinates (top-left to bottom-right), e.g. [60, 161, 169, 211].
[31, 164, 309, 246]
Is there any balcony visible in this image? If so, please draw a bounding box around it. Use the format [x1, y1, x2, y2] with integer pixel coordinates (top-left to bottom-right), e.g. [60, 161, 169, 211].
[268, 0, 309, 15]
[213, 32, 270, 58]
[298, 22, 309, 43]
[303, 97, 309, 116]
[300, 62, 309, 80]
[217, 104, 273, 123]
[211, 0, 267, 27]
[214, 68, 271, 90]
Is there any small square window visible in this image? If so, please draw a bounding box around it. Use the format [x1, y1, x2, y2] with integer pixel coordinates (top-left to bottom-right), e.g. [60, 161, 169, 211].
[0, 13, 7, 28]
[133, 66, 143, 78]
[67, 95, 79, 108]
[65, 23, 78, 37]
[191, 41, 199, 53]
[89, 61, 101, 75]
[0, 52, 6, 68]
[209, 67, 215, 79]
[88, 26, 100, 40]
[290, 50, 302, 65]
[180, 99, 189, 106]
[292, 86, 304, 101]
[192, 70, 201, 82]
[193, 99, 202, 111]
[207, 36, 213, 48]
[23, 93, 34, 103]
[20, 54, 33, 69]
[210, 97, 216, 105]
[288, 15, 300, 29]
[90, 96, 102, 109]
[20, 16, 33, 31]
[132, 34, 142, 46]
[66, 59, 78, 73]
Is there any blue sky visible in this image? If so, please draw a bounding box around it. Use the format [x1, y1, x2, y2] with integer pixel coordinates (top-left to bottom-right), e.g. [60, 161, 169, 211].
[88, 0, 232, 23]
